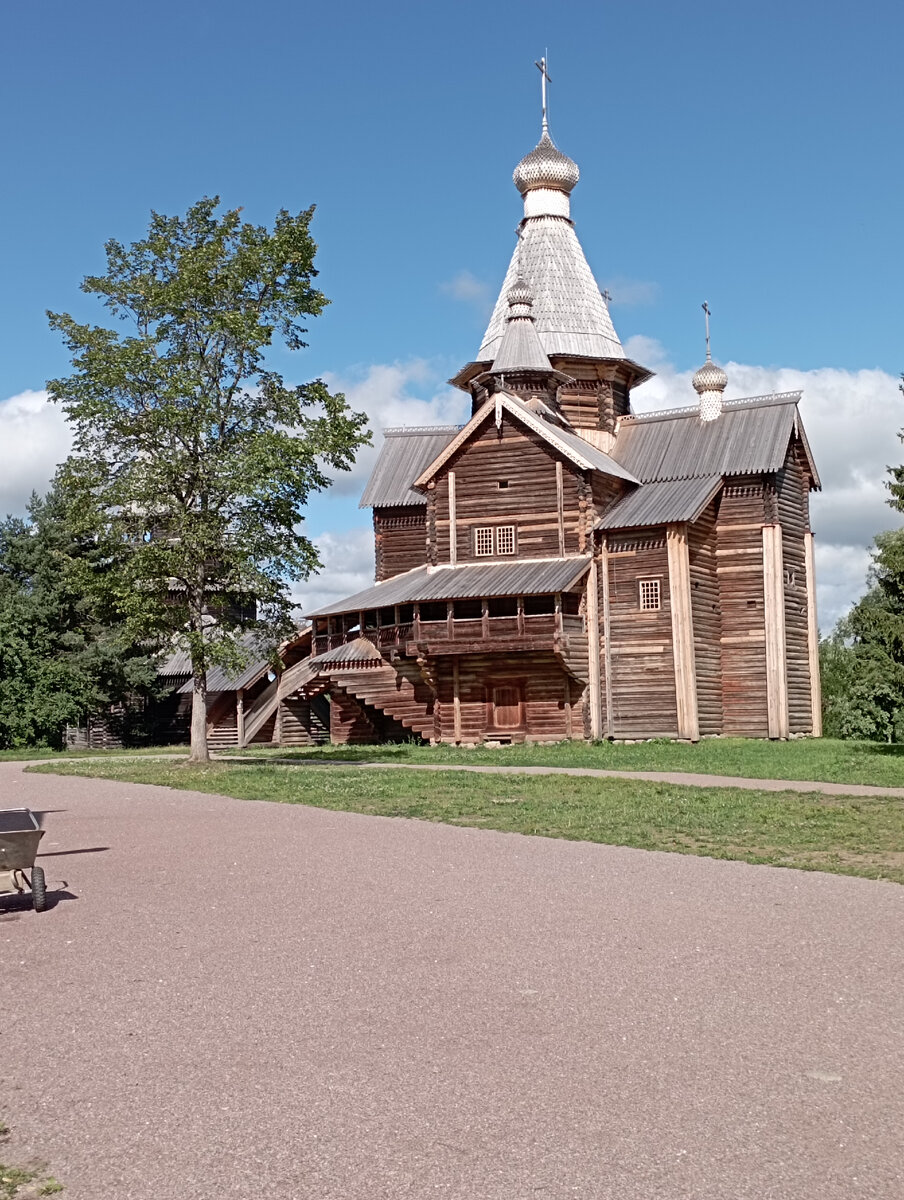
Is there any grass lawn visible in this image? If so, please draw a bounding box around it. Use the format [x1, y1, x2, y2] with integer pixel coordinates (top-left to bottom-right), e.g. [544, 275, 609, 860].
[30, 757, 904, 885]
[0, 746, 188, 763]
[221, 737, 904, 789]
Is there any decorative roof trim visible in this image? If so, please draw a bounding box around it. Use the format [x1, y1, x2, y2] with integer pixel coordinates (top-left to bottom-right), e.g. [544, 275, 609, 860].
[621, 392, 803, 425]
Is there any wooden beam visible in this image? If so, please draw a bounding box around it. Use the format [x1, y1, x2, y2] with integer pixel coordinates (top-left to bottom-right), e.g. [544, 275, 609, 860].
[448, 470, 457, 566]
[762, 523, 790, 739]
[666, 523, 700, 741]
[556, 460, 566, 557]
[600, 535, 614, 738]
[452, 658, 462, 743]
[236, 688, 245, 748]
[804, 530, 822, 736]
[586, 557, 603, 739]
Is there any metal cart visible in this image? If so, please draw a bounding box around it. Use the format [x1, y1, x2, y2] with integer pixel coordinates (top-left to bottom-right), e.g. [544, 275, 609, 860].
[0, 808, 47, 911]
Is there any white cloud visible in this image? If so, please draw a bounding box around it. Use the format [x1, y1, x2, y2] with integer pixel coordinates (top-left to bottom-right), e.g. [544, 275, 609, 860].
[627, 341, 904, 630]
[439, 269, 493, 314]
[322, 360, 470, 496]
[0, 389, 72, 517]
[292, 527, 375, 619]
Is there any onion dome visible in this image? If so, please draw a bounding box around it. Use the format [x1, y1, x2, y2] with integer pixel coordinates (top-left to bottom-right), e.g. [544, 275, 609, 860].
[692, 356, 728, 396]
[513, 132, 580, 196]
[506, 277, 534, 317]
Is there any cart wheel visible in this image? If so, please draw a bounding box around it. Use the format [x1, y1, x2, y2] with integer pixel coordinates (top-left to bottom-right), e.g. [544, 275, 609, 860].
[31, 866, 47, 912]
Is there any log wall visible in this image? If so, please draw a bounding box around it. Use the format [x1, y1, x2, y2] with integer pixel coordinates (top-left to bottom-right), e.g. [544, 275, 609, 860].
[373, 506, 426, 581]
[717, 477, 768, 736]
[433, 651, 581, 744]
[777, 444, 813, 733]
[432, 414, 583, 562]
[605, 532, 678, 737]
[688, 499, 723, 736]
[329, 688, 379, 744]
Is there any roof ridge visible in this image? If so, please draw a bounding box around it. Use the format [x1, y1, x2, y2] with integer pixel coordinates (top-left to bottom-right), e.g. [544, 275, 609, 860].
[622, 391, 802, 425]
[382, 425, 465, 436]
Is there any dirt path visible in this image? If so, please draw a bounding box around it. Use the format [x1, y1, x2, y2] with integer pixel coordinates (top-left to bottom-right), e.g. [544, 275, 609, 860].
[2, 760, 903, 1199]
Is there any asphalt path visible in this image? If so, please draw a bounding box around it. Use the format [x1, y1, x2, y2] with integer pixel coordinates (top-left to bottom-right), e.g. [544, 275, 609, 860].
[1, 760, 902, 1199]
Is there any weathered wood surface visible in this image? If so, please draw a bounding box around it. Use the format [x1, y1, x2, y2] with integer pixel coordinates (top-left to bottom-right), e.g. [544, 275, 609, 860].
[373, 506, 426, 581]
[667, 524, 699, 741]
[777, 444, 814, 734]
[688, 499, 723, 736]
[717, 478, 768, 737]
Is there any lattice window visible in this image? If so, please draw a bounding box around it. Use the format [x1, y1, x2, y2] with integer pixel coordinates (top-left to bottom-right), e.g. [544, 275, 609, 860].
[639, 578, 661, 611]
[475, 527, 494, 557]
[496, 525, 516, 555]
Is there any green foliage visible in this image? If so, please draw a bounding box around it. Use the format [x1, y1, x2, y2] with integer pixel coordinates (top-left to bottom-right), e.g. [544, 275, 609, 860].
[0, 485, 157, 749]
[47, 197, 369, 755]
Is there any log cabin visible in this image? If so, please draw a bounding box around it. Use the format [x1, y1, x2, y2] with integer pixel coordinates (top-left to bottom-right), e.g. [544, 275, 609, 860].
[302, 116, 822, 746]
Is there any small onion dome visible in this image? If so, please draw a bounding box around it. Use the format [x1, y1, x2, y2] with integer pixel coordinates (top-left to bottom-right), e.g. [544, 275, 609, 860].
[513, 131, 580, 196]
[506, 277, 534, 318]
[692, 356, 728, 397]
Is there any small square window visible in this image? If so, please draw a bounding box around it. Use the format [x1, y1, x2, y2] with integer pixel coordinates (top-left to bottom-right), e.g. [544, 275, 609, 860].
[496, 525, 516, 555]
[639, 579, 661, 611]
[475, 527, 494, 556]
[497, 480, 509, 489]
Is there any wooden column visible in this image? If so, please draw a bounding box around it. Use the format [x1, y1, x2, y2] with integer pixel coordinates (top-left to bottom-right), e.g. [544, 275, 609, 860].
[762, 523, 790, 739]
[563, 673, 573, 739]
[666, 524, 700, 741]
[556, 461, 566, 556]
[599, 535, 614, 738]
[448, 470, 457, 566]
[481, 598, 489, 640]
[804, 530, 823, 736]
[586, 558, 603, 740]
[446, 600, 454, 641]
[236, 688, 245, 748]
[452, 658, 462, 743]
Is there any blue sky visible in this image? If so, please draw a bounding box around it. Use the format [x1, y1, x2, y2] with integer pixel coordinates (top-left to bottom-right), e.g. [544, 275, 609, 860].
[2, 0, 903, 626]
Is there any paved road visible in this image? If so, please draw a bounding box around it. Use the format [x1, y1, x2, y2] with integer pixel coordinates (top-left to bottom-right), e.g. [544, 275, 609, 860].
[1, 760, 902, 1200]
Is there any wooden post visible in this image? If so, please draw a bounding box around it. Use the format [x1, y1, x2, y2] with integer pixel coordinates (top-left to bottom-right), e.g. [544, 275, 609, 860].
[413, 603, 421, 640]
[600, 535, 614, 738]
[481, 598, 489, 640]
[586, 559, 603, 740]
[452, 658, 462, 743]
[762, 524, 790, 739]
[448, 470, 457, 566]
[556, 460, 566, 557]
[666, 523, 700, 741]
[563, 673, 573, 739]
[236, 688, 245, 748]
[804, 530, 822, 736]
[446, 600, 455, 641]
[517, 596, 525, 636]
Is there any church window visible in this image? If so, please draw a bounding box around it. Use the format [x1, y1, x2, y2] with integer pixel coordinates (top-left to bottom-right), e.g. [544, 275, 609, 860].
[496, 525, 516, 555]
[475, 527, 495, 556]
[639, 578, 661, 611]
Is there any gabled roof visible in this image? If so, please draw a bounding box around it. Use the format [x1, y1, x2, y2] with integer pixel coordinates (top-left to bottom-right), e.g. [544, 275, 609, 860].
[359, 427, 461, 508]
[306, 557, 591, 618]
[478, 217, 626, 363]
[310, 637, 384, 668]
[174, 629, 312, 694]
[596, 476, 723, 531]
[612, 393, 820, 488]
[413, 392, 638, 489]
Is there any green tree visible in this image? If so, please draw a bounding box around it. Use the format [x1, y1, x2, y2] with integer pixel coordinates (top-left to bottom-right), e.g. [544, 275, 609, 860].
[0, 485, 157, 748]
[48, 197, 369, 762]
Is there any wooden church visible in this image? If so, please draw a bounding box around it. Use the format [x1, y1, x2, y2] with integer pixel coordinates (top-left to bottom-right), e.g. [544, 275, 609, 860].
[304, 94, 822, 746]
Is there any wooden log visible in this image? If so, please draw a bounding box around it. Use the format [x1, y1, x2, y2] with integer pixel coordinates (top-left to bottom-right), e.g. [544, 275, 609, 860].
[762, 523, 790, 738]
[667, 523, 699, 741]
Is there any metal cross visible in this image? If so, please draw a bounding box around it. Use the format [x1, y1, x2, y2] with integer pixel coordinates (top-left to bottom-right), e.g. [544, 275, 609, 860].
[702, 301, 712, 360]
[602, 288, 612, 305]
[535, 54, 551, 134]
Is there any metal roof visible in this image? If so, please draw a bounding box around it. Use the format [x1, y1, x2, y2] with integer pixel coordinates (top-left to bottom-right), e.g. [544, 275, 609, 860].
[174, 629, 311, 693]
[478, 215, 627, 363]
[310, 637, 384, 667]
[414, 393, 639, 488]
[612, 395, 806, 483]
[359, 427, 461, 508]
[597, 476, 723, 530]
[307, 557, 591, 617]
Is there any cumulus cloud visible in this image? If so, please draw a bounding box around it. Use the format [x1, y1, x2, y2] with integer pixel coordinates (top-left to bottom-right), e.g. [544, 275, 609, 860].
[626, 339, 904, 629]
[291, 526, 375, 619]
[0, 389, 72, 517]
[322, 360, 469, 496]
[439, 269, 493, 314]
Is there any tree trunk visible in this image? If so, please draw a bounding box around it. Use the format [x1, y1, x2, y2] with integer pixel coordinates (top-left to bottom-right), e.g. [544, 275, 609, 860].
[189, 670, 210, 763]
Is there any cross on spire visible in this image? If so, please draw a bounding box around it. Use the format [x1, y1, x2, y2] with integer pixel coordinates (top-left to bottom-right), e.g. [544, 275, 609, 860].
[702, 301, 712, 361]
[535, 54, 551, 134]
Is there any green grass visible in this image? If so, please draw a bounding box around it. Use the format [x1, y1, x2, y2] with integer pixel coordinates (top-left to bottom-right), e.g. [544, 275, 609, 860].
[220, 737, 904, 788]
[30, 757, 904, 885]
[0, 745, 188, 762]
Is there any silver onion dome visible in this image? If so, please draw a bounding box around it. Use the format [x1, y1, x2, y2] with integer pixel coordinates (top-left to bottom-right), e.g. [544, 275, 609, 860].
[692, 356, 728, 396]
[513, 132, 580, 196]
[507, 277, 534, 312]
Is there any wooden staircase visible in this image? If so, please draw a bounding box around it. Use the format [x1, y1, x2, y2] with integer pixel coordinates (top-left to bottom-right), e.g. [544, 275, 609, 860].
[239, 657, 321, 747]
[328, 662, 434, 741]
